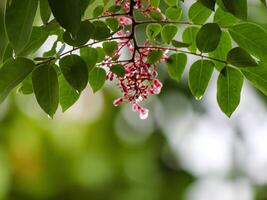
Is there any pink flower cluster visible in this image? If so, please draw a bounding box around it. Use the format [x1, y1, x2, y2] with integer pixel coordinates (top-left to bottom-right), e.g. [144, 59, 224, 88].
[104, 0, 167, 119]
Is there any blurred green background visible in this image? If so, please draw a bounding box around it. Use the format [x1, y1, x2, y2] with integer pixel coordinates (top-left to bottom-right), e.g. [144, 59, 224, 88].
[2, 0, 267, 200]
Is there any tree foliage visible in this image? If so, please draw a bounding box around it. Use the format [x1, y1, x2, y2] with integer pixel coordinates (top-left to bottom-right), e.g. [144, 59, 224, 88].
[1, 0, 267, 118]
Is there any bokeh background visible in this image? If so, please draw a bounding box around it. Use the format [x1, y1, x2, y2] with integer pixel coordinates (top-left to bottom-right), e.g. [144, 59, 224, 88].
[1, 0, 267, 199]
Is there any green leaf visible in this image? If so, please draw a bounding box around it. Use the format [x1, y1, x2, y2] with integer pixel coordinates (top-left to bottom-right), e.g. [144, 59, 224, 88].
[40, 0, 51, 24]
[213, 7, 238, 27]
[241, 62, 267, 95]
[198, 0, 216, 10]
[164, 0, 178, 6]
[171, 40, 191, 48]
[5, 0, 38, 54]
[96, 47, 105, 63]
[59, 75, 80, 112]
[188, 59, 214, 100]
[19, 27, 49, 56]
[93, 5, 104, 17]
[229, 22, 267, 61]
[107, 5, 121, 13]
[0, 57, 35, 103]
[0, 5, 8, 64]
[32, 64, 59, 117]
[63, 21, 94, 47]
[59, 55, 88, 92]
[91, 21, 111, 41]
[218, 0, 247, 19]
[146, 23, 162, 41]
[161, 24, 178, 44]
[19, 75, 33, 95]
[48, 0, 81, 37]
[80, 0, 91, 14]
[80, 47, 98, 71]
[165, 6, 182, 22]
[150, 0, 160, 7]
[189, 2, 212, 24]
[110, 64, 125, 77]
[227, 47, 258, 68]
[217, 67, 244, 117]
[196, 23, 222, 53]
[147, 50, 163, 64]
[149, 11, 162, 20]
[167, 53, 187, 81]
[2, 44, 13, 63]
[182, 26, 199, 53]
[106, 18, 119, 32]
[89, 67, 106, 93]
[103, 41, 118, 56]
[209, 31, 232, 71]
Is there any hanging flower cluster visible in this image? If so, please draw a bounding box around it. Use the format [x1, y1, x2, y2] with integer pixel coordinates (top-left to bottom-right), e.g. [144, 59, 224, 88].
[101, 0, 167, 119]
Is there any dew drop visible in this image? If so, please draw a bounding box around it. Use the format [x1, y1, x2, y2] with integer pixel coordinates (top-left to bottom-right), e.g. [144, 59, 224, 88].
[47, 115, 53, 119]
[195, 96, 203, 101]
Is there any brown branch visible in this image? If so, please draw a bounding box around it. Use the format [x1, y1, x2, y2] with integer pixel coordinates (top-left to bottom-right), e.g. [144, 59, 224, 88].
[138, 46, 228, 64]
